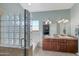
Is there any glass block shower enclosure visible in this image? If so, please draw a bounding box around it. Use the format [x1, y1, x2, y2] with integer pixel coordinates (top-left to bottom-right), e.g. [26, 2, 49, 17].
[0, 9, 31, 56]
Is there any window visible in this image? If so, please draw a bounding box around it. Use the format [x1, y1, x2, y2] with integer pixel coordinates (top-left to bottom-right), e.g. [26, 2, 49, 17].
[31, 20, 39, 31]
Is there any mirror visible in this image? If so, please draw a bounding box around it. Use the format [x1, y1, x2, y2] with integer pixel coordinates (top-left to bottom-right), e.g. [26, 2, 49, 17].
[57, 19, 71, 35]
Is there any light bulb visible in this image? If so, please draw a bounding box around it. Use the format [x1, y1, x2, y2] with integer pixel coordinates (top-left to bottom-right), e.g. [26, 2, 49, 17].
[63, 20, 69, 23]
[58, 19, 65, 23]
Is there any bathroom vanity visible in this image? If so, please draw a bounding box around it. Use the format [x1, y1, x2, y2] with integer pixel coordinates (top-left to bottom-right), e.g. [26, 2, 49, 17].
[43, 35, 78, 53]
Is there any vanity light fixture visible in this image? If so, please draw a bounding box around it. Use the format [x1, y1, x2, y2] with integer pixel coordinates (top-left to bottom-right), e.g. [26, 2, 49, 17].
[58, 19, 69, 23]
[58, 20, 62, 23]
[63, 19, 69, 23]
[49, 21, 52, 24]
[45, 20, 51, 24]
[45, 21, 48, 24]
[58, 19, 64, 23]
[45, 20, 48, 24]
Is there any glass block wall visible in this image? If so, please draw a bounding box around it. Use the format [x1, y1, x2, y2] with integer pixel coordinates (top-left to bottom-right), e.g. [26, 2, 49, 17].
[0, 14, 24, 47]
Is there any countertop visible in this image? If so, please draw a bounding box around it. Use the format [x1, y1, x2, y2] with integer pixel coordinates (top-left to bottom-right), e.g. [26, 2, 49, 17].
[43, 35, 78, 40]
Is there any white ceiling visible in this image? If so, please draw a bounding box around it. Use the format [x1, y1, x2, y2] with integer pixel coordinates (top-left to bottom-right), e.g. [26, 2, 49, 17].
[20, 3, 74, 12]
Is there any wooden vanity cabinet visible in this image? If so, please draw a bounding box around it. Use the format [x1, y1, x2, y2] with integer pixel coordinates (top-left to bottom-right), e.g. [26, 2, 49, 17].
[66, 40, 78, 53]
[43, 39, 78, 53]
[43, 39, 52, 50]
[51, 39, 59, 51]
[59, 39, 67, 52]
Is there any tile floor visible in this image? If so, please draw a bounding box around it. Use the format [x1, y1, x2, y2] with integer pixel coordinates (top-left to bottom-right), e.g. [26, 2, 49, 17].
[33, 47, 77, 56]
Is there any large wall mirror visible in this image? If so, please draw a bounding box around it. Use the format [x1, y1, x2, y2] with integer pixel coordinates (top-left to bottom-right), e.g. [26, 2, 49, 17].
[57, 19, 71, 35]
[42, 18, 71, 36]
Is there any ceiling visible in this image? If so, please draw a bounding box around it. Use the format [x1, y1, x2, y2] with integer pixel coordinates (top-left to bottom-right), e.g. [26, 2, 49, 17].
[20, 3, 74, 12]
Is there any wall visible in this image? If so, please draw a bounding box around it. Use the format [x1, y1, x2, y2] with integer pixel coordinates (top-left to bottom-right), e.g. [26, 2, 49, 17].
[71, 3, 79, 54]
[71, 4, 79, 35]
[0, 3, 24, 15]
[32, 9, 71, 49]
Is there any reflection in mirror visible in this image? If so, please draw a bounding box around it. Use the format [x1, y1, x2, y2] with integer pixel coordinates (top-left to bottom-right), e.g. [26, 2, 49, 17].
[57, 19, 70, 35]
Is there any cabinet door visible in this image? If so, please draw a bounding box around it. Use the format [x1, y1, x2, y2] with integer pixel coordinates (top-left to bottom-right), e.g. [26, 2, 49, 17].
[51, 39, 59, 51]
[66, 40, 78, 53]
[43, 39, 51, 50]
[59, 39, 67, 52]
